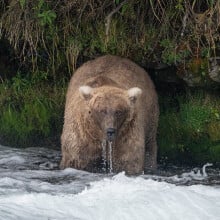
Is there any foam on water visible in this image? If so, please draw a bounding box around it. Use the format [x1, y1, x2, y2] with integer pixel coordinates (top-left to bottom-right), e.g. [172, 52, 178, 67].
[0, 155, 25, 165]
[0, 145, 220, 220]
[0, 172, 220, 220]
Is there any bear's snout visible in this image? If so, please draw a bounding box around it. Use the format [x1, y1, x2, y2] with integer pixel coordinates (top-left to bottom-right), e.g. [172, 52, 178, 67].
[106, 128, 116, 141]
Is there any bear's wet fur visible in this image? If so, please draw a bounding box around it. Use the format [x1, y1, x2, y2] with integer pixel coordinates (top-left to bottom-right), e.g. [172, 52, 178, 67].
[60, 55, 159, 174]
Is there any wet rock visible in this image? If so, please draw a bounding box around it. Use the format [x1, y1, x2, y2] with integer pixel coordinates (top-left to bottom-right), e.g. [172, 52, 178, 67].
[208, 57, 220, 82]
[177, 58, 213, 87]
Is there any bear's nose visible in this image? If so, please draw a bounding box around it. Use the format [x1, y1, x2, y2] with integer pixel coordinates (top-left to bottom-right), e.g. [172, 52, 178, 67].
[106, 128, 116, 141]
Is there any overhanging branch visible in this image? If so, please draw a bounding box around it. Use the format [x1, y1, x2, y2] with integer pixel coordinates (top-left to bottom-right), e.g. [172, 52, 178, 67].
[105, 0, 128, 38]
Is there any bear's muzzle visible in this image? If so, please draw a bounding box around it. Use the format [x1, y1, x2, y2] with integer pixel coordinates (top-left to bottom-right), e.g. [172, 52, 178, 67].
[106, 128, 116, 141]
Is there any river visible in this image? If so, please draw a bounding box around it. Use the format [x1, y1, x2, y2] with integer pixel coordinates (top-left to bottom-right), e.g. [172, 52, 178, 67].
[0, 145, 219, 220]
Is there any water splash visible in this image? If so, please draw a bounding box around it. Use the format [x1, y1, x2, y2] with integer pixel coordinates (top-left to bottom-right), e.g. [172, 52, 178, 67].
[202, 163, 213, 177]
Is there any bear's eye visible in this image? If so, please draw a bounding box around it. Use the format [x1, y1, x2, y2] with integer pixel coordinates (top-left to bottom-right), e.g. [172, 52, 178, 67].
[115, 110, 123, 118]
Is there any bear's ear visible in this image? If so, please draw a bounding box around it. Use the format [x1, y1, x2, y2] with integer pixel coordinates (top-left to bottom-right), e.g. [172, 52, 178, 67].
[127, 87, 142, 103]
[79, 85, 93, 100]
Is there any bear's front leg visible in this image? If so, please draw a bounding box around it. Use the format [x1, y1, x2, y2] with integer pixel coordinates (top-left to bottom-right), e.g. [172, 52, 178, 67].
[60, 132, 91, 170]
[144, 136, 157, 172]
[60, 144, 85, 170]
[60, 133, 102, 172]
[113, 139, 145, 175]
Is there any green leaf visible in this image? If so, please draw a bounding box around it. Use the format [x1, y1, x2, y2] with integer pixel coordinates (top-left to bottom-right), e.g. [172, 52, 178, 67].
[214, 112, 220, 119]
[19, 0, 26, 9]
[38, 10, 56, 26]
[38, 0, 45, 10]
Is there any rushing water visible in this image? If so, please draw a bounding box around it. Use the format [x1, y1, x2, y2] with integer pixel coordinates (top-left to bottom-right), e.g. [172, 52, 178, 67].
[0, 144, 220, 220]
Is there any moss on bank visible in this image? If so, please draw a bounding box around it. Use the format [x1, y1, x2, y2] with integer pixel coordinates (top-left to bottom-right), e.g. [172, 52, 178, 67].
[0, 72, 66, 148]
[158, 92, 220, 166]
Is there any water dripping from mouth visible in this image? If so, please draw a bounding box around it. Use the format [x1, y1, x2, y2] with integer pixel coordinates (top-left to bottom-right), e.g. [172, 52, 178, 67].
[101, 140, 113, 173]
[101, 140, 107, 172]
[108, 141, 113, 173]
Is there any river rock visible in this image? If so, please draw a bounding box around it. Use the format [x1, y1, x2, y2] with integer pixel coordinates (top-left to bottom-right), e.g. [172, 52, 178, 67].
[176, 57, 220, 87]
[208, 57, 220, 82]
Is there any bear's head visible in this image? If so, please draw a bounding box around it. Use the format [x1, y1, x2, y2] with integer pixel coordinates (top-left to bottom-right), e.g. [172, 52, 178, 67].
[79, 85, 142, 141]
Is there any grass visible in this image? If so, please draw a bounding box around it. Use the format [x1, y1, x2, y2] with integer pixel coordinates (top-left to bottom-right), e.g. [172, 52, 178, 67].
[1, 1, 219, 77]
[158, 91, 220, 167]
[0, 72, 66, 148]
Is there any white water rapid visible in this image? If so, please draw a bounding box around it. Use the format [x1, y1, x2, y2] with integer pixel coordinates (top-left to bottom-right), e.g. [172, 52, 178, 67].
[0, 145, 219, 220]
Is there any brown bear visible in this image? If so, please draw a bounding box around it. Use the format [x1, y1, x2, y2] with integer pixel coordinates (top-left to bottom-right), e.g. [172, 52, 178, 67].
[60, 55, 159, 174]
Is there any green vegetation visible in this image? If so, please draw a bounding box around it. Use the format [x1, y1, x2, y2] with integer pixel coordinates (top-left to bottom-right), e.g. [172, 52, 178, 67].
[0, 0, 219, 76]
[158, 92, 220, 166]
[0, 72, 66, 148]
